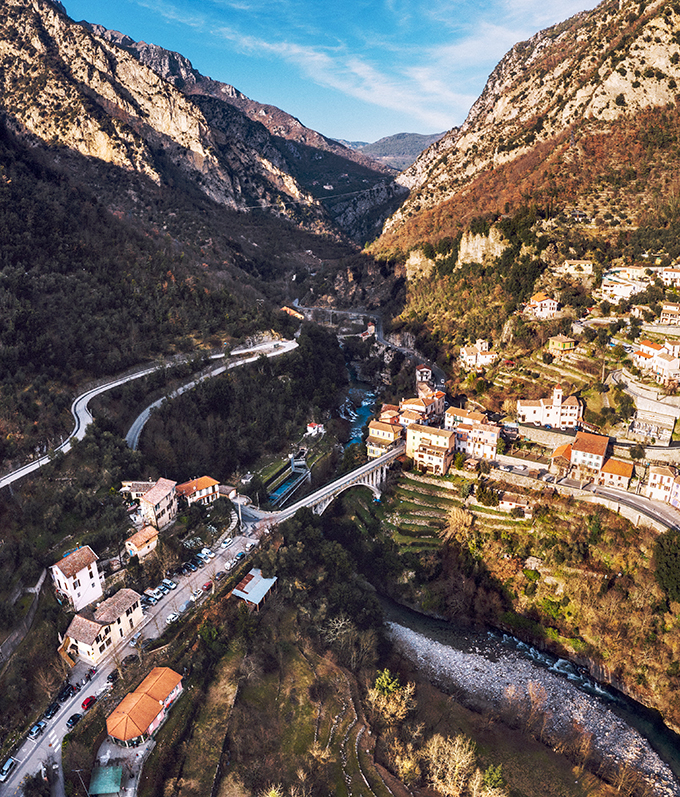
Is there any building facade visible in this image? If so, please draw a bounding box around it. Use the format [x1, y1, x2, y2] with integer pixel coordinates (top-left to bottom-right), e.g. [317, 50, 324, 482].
[50, 546, 103, 612]
[176, 476, 220, 507]
[517, 386, 582, 429]
[139, 478, 177, 528]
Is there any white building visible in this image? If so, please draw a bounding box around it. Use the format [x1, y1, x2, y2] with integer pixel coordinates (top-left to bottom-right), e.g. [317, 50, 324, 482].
[570, 432, 609, 477]
[525, 293, 558, 319]
[453, 423, 500, 460]
[517, 386, 582, 429]
[176, 476, 220, 507]
[459, 339, 497, 370]
[50, 546, 103, 612]
[444, 407, 487, 430]
[633, 340, 680, 384]
[660, 267, 680, 287]
[647, 465, 677, 503]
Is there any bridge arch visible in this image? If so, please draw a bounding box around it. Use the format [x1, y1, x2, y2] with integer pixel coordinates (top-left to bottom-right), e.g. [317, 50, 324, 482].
[313, 481, 381, 515]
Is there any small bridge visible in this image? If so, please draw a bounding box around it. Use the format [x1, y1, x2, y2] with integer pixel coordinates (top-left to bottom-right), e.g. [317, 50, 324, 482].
[275, 442, 404, 521]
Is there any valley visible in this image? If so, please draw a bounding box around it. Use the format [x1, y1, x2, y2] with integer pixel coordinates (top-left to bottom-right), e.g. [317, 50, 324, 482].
[2, 0, 680, 795]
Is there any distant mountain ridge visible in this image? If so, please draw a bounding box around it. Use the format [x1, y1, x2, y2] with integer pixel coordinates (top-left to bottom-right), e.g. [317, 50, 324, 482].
[337, 132, 447, 170]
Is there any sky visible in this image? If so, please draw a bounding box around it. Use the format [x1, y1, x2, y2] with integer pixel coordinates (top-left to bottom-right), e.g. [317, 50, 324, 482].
[61, 0, 592, 143]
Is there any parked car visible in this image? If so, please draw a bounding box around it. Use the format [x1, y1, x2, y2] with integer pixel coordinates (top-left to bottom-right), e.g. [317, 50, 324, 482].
[106, 670, 119, 684]
[81, 695, 97, 711]
[141, 638, 158, 651]
[0, 758, 16, 782]
[245, 541, 256, 551]
[122, 654, 137, 668]
[201, 547, 216, 559]
[28, 720, 47, 739]
[221, 538, 234, 549]
[66, 713, 82, 729]
[57, 684, 75, 703]
[191, 557, 205, 569]
[44, 702, 60, 720]
[162, 578, 178, 591]
[156, 583, 170, 595]
[178, 600, 192, 614]
[129, 631, 142, 647]
[141, 595, 157, 607]
[166, 611, 180, 625]
[190, 589, 202, 602]
[202, 581, 213, 592]
[185, 561, 198, 572]
[235, 552, 245, 561]
[215, 570, 225, 581]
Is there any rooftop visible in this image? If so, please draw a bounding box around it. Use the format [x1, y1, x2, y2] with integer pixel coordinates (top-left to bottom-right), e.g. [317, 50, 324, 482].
[176, 476, 219, 498]
[65, 614, 102, 646]
[601, 458, 634, 478]
[107, 692, 162, 742]
[53, 545, 98, 579]
[572, 431, 609, 457]
[141, 478, 177, 507]
[136, 667, 182, 702]
[94, 589, 141, 625]
[232, 568, 277, 607]
[125, 525, 158, 548]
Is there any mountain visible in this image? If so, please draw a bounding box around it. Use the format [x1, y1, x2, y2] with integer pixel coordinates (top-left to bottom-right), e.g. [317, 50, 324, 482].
[356, 131, 448, 170]
[371, 0, 680, 253]
[0, 0, 403, 242]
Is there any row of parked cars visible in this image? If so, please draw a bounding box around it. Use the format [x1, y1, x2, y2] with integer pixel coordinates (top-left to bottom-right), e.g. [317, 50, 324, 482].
[1, 666, 101, 782]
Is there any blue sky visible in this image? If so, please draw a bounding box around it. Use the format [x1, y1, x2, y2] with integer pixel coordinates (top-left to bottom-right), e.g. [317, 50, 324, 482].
[62, 0, 591, 142]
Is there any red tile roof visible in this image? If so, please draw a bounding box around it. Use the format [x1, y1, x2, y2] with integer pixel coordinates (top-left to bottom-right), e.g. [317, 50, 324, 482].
[53, 546, 98, 578]
[572, 432, 609, 457]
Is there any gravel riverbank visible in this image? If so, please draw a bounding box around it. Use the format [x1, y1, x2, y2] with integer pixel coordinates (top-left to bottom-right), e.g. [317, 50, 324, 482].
[386, 621, 680, 797]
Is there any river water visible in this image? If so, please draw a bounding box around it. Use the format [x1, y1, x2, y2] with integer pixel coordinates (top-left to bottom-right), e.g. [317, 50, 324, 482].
[380, 596, 680, 796]
[339, 375, 376, 447]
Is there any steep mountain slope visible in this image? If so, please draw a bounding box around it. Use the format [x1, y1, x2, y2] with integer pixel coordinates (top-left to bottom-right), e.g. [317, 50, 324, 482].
[372, 0, 680, 252]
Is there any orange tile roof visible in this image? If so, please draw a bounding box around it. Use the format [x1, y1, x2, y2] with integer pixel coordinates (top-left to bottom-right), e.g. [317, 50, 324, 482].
[176, 476, 219, 498]
[550, 443, 572, 460]
[107, 693, 162, 742]
[572, 431, 609, 457]
[601, 458, 634, 478]
[54, 546, 98, 578]
[530, 292, 552, 303]
[136, 667, 182, 702]
[126, 525, 158, 549]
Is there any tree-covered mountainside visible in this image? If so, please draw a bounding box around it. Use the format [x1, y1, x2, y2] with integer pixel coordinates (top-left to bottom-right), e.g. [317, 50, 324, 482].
[140, 325, 348, 481]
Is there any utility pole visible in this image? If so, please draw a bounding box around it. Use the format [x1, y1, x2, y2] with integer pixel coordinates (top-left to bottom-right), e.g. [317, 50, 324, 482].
[74, 768, 90, 796]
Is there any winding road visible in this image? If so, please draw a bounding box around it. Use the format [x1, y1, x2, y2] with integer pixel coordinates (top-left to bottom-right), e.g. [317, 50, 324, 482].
[0, 340, 298, 491]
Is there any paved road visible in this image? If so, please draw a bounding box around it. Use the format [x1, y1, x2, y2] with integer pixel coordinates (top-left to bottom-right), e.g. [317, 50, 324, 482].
[585, 483, 680, 531]
[0, 524, 260, 796]
[0, 341, 297, 491]
[125, 340, 298, 449]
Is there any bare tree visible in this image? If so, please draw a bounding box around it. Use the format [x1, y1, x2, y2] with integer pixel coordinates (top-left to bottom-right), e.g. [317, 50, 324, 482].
[422, 733, 477, 797]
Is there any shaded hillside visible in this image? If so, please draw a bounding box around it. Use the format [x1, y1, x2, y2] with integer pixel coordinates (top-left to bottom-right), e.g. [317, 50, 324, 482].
[84, 22, 403, 242]
[371, 0, 680, 253]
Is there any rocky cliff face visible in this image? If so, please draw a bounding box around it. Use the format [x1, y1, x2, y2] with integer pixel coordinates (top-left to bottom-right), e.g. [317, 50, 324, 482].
[0, 0, 402, 241]
[377, 0, 680, 248]
[0, 0, 324, 222]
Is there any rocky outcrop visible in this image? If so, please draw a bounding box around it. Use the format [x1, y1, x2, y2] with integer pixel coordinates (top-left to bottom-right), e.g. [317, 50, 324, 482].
[457, 227, 508, 266]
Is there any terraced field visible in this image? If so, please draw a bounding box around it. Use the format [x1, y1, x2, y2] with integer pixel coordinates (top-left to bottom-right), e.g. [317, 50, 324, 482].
[383, 472, 530, 551]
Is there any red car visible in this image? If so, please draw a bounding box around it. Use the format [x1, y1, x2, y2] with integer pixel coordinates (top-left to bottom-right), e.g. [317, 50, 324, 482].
[81, 695, 97, 712]
[202, 581, 213, 592]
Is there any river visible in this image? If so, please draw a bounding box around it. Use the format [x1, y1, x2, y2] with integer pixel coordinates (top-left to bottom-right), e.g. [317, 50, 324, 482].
[380, 596, 680, 796]
[339, 372, 376, 447]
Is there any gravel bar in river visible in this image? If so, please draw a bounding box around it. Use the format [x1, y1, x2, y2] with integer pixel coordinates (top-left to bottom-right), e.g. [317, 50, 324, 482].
[387, 622, 679, 797]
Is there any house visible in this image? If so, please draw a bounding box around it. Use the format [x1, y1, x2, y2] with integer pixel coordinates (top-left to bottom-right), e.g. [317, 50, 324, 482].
[526, 293, 558, 319]
[232, 568, 278, 611]
[660, 267, 680, 287]
[50, 546, 103, 612]
[379, 404, 400, 423]
[498, 493, 532, 517]
[453, 423, 500, 460]
[549, 443, 573, 477]
[124, 525, 159, 561]
[597, 458, 634, 490]
[139, 478, 177, 528]
[415, 364, 433, 383]
[306, 422, 325, 437]
[176, 476, 220, 507]
[659, 302, 680, 325]
[107, 667, 183, 747]
[61, 589, 143, 665]
[547, 335, 576, 359]
[120, 481, 156, 502]
[646, 465, 677, 502]
[444, 406, 487, 429]
[559, 259, 594, 276]
[459, 339, 497, 370]
[517, 385, 582, 429]
[632, 340, 680, 384]
[406, 424, 456, 475]
[366, 420, 402, 459]
[570, 431, 609, 478]
[360, 322, 376, 341]
[399, 395, 442, 421]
